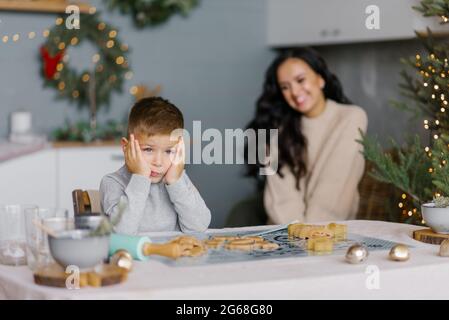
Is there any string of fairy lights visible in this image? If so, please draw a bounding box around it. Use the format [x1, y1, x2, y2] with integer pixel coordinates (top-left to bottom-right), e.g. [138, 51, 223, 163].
[377, 13, 449, 224]
[401, 44, 449, 223]
[0, 6, 142, 97]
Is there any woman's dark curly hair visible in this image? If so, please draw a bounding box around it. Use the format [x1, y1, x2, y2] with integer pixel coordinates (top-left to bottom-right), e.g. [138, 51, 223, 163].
[246, 47, 351, 190]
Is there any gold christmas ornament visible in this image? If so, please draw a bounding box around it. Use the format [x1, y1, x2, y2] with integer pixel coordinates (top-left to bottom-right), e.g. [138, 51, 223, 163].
[439, 239, 449, 257]
[110, 249, 133, 272]
[389, 244, 410, 261]
[345, 244, 368, 264]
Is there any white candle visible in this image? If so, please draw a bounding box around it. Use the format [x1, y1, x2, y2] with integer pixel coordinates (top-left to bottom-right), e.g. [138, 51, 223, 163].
[10, 111, 32, 135]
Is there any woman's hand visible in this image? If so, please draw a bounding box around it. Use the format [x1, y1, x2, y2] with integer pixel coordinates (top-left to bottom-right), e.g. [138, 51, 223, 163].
[124, 134, 152, 177]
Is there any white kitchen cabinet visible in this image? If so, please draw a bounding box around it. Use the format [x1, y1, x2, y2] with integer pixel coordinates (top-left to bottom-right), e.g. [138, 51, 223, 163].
[0, 149, 57, 207]
[0, 146, 123, 214]
[267, 0, 449, 47]
[56, 146, 123, 213]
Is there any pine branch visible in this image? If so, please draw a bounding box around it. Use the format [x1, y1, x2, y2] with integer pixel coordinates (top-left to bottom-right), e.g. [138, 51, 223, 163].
[357, 131, 433, 204]
[431, 134, 449, 195]
[414, 0, 449, 21]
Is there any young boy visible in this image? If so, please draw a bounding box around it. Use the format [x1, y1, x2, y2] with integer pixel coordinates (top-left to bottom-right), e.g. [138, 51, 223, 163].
[100, 97, 211, 235]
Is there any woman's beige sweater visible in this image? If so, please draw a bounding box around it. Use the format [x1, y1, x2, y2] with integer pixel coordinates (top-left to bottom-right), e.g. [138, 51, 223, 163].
[264, 99, 368, 224]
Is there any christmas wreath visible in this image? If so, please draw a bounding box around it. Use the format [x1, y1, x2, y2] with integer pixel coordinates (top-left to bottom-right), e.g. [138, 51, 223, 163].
[104, 0, 200, 28]
[40, 13, 131, 110]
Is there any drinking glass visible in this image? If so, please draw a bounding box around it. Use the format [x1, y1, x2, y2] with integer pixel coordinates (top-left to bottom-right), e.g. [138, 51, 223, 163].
[24, 207, 72, 271]
[0, 204, 37, 266]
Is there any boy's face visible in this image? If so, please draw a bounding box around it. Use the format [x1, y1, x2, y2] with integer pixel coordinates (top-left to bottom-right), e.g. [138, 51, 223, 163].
[132, 132, 179, 183]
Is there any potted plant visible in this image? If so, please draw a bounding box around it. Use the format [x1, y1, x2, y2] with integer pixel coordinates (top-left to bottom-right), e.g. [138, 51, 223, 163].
[422, 196, 449, 234]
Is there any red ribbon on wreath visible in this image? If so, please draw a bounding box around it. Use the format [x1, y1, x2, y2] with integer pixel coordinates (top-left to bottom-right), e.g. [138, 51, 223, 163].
[40, 46, 65, 80]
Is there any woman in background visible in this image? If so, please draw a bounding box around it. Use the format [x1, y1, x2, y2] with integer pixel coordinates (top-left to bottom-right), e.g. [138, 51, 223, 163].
[246, 47, 368, 224]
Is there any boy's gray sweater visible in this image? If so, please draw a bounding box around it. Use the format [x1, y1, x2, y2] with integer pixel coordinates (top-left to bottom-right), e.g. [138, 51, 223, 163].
[100, 165, 211, 235]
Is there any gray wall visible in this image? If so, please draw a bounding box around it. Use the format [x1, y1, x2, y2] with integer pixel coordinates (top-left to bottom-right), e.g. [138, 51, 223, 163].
[318, 39, 428, 146]
[0, 0, 427, 227]
[0, 0, 273, 227]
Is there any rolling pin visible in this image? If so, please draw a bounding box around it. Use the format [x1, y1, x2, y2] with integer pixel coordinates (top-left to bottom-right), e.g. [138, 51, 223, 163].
[109, 233, 183, 261]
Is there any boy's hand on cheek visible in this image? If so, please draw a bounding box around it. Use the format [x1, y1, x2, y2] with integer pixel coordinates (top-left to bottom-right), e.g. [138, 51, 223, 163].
[164, 137, 185, 185]
[164, 162, 184, 185]
[124, 134, 152, 178]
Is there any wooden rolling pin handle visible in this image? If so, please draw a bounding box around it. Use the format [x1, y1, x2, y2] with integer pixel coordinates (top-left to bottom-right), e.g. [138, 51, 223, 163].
[142, 242, 182, 259]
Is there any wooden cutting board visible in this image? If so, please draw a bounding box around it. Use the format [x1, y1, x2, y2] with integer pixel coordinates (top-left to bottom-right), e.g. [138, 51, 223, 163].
[413, 228, 449, 245]
[34, 263, 128, 288]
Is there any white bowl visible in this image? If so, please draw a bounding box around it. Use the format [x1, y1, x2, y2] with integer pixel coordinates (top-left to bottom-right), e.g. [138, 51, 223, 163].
[48, 230, 110, 270]
[421, 203, 449, 234]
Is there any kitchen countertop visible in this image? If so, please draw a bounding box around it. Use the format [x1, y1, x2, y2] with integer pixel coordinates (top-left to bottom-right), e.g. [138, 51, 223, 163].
[51, 140, 120, 148]
[0, 140, 49, 163]
[0, 140, 120, 163]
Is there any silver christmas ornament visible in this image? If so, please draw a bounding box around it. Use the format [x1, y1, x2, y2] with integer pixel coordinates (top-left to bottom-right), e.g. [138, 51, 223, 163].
[345, 244, 369, 264]
[389, 244, 410, 261]
[439, 239, 449, 257]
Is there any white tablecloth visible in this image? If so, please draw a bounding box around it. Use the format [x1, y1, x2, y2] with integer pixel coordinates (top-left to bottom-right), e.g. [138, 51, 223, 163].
[0, 220, 447, 300]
